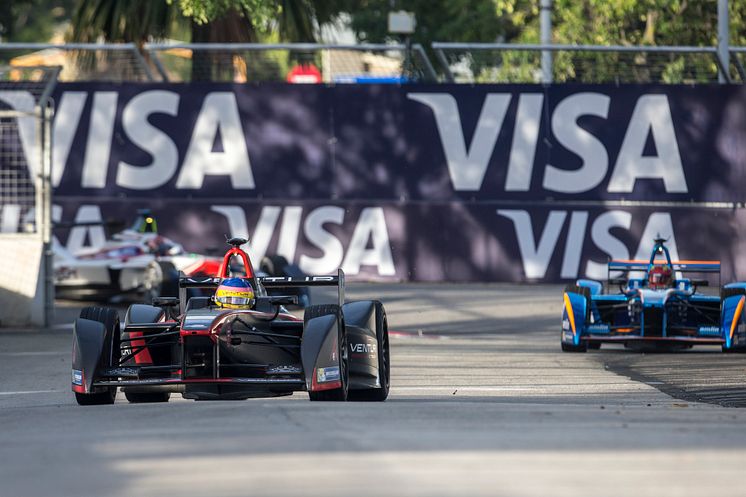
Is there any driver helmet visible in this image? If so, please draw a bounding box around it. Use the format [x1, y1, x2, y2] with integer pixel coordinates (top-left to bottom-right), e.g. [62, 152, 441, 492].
[215, 277, 255, 309]
[648, 265, 673, 290]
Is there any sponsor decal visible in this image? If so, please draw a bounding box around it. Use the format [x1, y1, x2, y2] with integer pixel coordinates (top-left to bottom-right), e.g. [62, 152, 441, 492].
[6, 84, 739, 283]
[54, 266, 78, 281]
[497, 210, 679, 280]
[72, 369, 83, 386]
[181, 316, 215, 330]
[350, 342, 376, 354]
[698, 326, 720, 336]
[409, 92, 687, 195]
[586, 324, 610, 333]
[262, 276, 336, 283]
[316, 366, 340, 383]
[267, 365, 302, 375]
[562, 319, 570, 331]
[182, 277, 221, 285]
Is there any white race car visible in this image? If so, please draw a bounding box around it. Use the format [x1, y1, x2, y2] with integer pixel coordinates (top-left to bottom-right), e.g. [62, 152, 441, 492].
[54, 212, 219, 302]
[54, 211, 311, 306]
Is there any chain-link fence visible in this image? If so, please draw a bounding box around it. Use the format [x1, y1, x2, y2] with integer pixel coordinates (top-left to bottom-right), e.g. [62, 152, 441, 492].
[0, 43, 154, 82]
[731, 48, 746, 82]
[0, 65, 57, 234]
[1, 41, 746, 84]
[0, 66, 55, 326]
[432, 43, 732, 84]
[145, 43, 436, 82]
[0, 43, 436, 83]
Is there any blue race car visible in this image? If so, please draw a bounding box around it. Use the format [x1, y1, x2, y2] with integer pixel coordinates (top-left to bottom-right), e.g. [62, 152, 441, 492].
[561, 237, 746, 352]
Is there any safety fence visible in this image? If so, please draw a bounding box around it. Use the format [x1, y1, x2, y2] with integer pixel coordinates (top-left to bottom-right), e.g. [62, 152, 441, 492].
[0, 43, 436, 83]
[431, 43, 736, 84]
[0, 66, 56, 326]
[732, 47, 746, 81]
[40, 82, 746, 286]
[0, 42, 746, 83]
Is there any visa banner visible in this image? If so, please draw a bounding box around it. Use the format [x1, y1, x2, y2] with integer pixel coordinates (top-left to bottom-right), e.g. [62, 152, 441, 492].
[1, 83, 744, 281]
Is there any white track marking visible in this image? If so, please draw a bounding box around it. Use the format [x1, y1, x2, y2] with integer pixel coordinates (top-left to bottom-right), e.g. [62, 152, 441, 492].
[0, 390, 59, 396]
[0, 351, 62, 356]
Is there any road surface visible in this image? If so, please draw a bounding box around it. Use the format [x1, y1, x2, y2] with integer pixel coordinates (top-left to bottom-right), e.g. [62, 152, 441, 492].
[1, 283, 745, 497]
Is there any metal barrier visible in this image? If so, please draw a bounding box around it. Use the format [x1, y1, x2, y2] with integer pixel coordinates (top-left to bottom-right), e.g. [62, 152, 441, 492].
[0, 43, 154, 82]
[731, 48, 746, 82]
[0, 66, 56, 326]
[2, 41, 746, 83]
[0, 42, 437, 83]
[144, 42, 437, 82]
[432, 43, 734, 84]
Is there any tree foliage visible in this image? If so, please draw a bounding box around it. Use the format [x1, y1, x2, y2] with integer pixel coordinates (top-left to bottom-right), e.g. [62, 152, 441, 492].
[9, 0, 746, 83]
[70, 0, 182, 44]
[0, 0, 76, 42]
[513, 0, 746, 47]
[337, 0, 746, 82]
[337, 0, 533, 46]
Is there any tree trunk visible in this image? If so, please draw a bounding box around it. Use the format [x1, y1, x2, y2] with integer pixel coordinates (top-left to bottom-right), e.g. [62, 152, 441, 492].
[190, 9, 256, 82]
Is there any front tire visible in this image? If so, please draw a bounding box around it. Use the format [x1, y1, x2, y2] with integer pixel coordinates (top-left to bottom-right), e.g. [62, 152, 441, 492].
[75, 390, 117, 405]
[124, 391, 171, 403]
[348, 302, 390, 401]
[306, 305, 348, 402]
[561, 341, 587, 353]
[561, 285, 590, 353]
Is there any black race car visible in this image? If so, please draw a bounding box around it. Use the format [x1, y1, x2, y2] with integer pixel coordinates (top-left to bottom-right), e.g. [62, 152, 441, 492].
[71, 238, 390, 404]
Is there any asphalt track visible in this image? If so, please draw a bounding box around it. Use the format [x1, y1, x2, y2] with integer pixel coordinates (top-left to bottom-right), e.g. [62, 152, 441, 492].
[2, 283, 746, 497]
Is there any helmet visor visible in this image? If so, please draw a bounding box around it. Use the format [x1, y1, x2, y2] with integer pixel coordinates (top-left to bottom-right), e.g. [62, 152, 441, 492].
[217, 295, 253, 307]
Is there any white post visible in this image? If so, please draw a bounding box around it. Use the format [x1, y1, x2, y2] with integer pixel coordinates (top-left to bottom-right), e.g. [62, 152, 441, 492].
[540, 0, 553, 83]
[718, 0, 730, 83]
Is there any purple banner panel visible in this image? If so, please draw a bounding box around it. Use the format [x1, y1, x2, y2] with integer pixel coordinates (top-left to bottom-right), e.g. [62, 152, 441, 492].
[32, 82, 746, 202]
[51, 200, 746, 283]
[2, 83, 745, 282]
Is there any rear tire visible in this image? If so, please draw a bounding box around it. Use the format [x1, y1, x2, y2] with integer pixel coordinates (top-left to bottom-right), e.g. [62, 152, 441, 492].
[142, 261, 179, 303]
[75, 307, 120, 405]
[721, 287, 746, 300]
[260, 255, 290, 276]
[306, 305, 348, 402]
[722, 345, 746, 353]
[157, 261, 179, 298]
[347, 302, 390, 402]
[124, 391, 171, 403]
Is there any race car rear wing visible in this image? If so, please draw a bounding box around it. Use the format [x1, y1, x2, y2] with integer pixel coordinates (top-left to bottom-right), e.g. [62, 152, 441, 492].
[178, 269, 346, 309]
[261, 270, 345, 307]
[608, 260, 721, 273]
